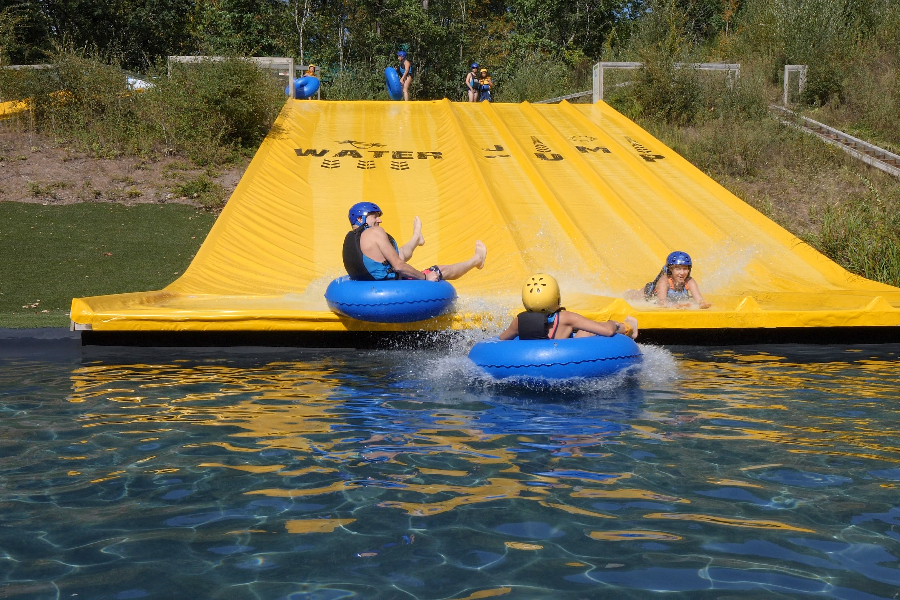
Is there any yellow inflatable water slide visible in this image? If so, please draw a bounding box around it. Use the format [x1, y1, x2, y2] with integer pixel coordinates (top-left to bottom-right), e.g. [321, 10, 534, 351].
[71, 99, 900, 341]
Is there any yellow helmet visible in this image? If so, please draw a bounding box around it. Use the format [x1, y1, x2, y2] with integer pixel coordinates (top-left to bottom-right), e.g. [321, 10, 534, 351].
[522, 274, 560, 312]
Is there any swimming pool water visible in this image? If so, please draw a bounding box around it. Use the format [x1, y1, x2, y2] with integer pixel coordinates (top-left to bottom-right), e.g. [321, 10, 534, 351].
[1, 339, 899, 598]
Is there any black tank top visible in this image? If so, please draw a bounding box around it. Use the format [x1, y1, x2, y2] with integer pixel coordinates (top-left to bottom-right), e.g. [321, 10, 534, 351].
[342, 227, 398, 281]
[517, 311, 558, 340]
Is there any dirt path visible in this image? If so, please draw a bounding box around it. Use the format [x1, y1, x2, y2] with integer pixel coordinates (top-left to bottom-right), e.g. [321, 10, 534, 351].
[0, 128, 248, 207]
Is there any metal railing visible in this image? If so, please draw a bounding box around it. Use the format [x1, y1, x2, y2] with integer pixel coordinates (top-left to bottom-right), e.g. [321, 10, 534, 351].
[0, 64, 53, 70]
[783, 65, 808, 106]
[770, 104, 900, 179]
[592, 61, 740, 101]
[533, 90, 593, 104]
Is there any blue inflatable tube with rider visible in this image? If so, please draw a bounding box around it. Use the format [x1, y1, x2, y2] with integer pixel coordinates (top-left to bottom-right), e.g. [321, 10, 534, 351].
[325, 276, 457, 323]
[468, 334, 642, 380]
[286, 76, 320, 99]
[385, 67, 403, 101]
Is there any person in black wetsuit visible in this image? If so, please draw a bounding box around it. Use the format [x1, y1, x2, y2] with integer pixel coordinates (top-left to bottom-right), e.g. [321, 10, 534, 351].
[342, 202, 487, 281]
[499, 274, 639, 340]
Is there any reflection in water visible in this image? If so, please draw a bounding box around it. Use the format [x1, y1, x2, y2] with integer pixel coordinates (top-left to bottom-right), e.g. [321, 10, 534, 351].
[0, 344, 898, 598]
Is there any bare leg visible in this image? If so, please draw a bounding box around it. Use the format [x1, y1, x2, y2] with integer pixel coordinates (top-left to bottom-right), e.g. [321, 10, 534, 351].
[398, 216, 425, 261]
[436, 241, 486, 280]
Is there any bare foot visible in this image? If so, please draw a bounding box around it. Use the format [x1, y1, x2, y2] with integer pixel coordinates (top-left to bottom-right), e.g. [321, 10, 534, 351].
[624, 316, 639, 340]
[699, 301, 712, 309]
[474, 240, 487, 269]
[412, 216, 425, 247]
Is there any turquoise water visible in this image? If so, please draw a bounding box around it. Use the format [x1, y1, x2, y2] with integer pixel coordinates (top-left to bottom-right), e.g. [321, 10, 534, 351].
[2, 339, 900, 598]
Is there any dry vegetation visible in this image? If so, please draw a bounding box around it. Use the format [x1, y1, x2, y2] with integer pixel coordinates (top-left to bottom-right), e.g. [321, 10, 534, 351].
[0, 126, 247, 207]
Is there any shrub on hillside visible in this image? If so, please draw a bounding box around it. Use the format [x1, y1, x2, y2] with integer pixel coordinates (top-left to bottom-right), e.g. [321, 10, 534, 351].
[497, 53, 581, 103]
[800, 63, 843, 106]
[810, 183, 900, 287]
[0, 49, 285, 164]
[322, 67, 384, 100]
[147, 57, 284, 162]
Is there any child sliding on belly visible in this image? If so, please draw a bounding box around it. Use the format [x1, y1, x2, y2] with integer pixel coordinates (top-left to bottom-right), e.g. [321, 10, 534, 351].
[625, 251, 712, 309]
[500, 274, 639, 341]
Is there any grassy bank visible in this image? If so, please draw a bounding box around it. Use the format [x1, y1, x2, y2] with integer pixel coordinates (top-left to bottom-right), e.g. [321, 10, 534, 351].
[639, 113, 900, 287]
[0, 202, 216, 328]
[601, 0, 900, 288]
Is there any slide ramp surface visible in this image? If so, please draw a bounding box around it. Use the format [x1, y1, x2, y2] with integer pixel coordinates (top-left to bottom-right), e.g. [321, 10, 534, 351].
[71, 99, 900, 334]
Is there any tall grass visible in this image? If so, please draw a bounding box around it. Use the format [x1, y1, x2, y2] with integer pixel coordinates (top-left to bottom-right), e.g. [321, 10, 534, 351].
[0, 49, 285, 164]
[322, 66, 385, 100]
[809, 182, 900, 287]
[495, 54, 593, 103]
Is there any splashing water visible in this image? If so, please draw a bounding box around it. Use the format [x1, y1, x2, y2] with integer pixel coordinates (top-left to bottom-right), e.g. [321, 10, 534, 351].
[695, 239, 764, 294]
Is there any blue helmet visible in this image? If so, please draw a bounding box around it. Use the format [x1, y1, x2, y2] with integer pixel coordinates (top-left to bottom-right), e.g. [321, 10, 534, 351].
[665, 251, 692, 273]
[397, 50, 407, 59]
[348, 202, 382, 227]
[470, 62, 479, 69]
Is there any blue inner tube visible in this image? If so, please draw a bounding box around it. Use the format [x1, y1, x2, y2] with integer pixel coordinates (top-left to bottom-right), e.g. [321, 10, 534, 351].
[286, 76, 320, 99]
[468, 334, 642, 380]
[385, 67, 403, 101]
[325, 276, 457, 323]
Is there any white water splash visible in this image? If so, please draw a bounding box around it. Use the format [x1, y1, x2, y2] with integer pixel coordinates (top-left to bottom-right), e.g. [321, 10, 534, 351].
[695, 240, 764, 294]
[402, 329, 681, 397]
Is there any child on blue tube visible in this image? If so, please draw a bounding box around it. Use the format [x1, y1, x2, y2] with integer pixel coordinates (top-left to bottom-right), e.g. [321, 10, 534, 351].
[500, 274, 639, 340]
[626, 251, 712, 309]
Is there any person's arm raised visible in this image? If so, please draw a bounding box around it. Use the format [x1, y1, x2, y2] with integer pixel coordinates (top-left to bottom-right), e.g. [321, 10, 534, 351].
[372, 229, 431, 280]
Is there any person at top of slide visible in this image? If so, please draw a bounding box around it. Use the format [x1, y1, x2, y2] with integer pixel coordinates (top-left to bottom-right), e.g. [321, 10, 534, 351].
[499, 274, 638, 340]
[397, 50, 413, 101]
[478, 68, 493, 102]
[625, 251, 712, 309]
[304, 64, 317, 78]
[465, 63, 480, 102]
[343, 202, 487, 282]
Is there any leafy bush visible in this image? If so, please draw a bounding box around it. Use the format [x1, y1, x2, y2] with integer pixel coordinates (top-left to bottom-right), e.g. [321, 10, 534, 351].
[800, 63, 843, 106]
[0, 49, 285, 164]
[322, 66, 385, 100]
[146, 57, 285, 163]
[632, 59, 704, 125]
[496, 53, 587, 103]
[808, 182, 900, 286]
[171, 173, 226, 209]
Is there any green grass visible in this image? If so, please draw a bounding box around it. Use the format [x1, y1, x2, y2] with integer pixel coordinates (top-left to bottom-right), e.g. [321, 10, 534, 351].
[0, 202, 216, 328]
